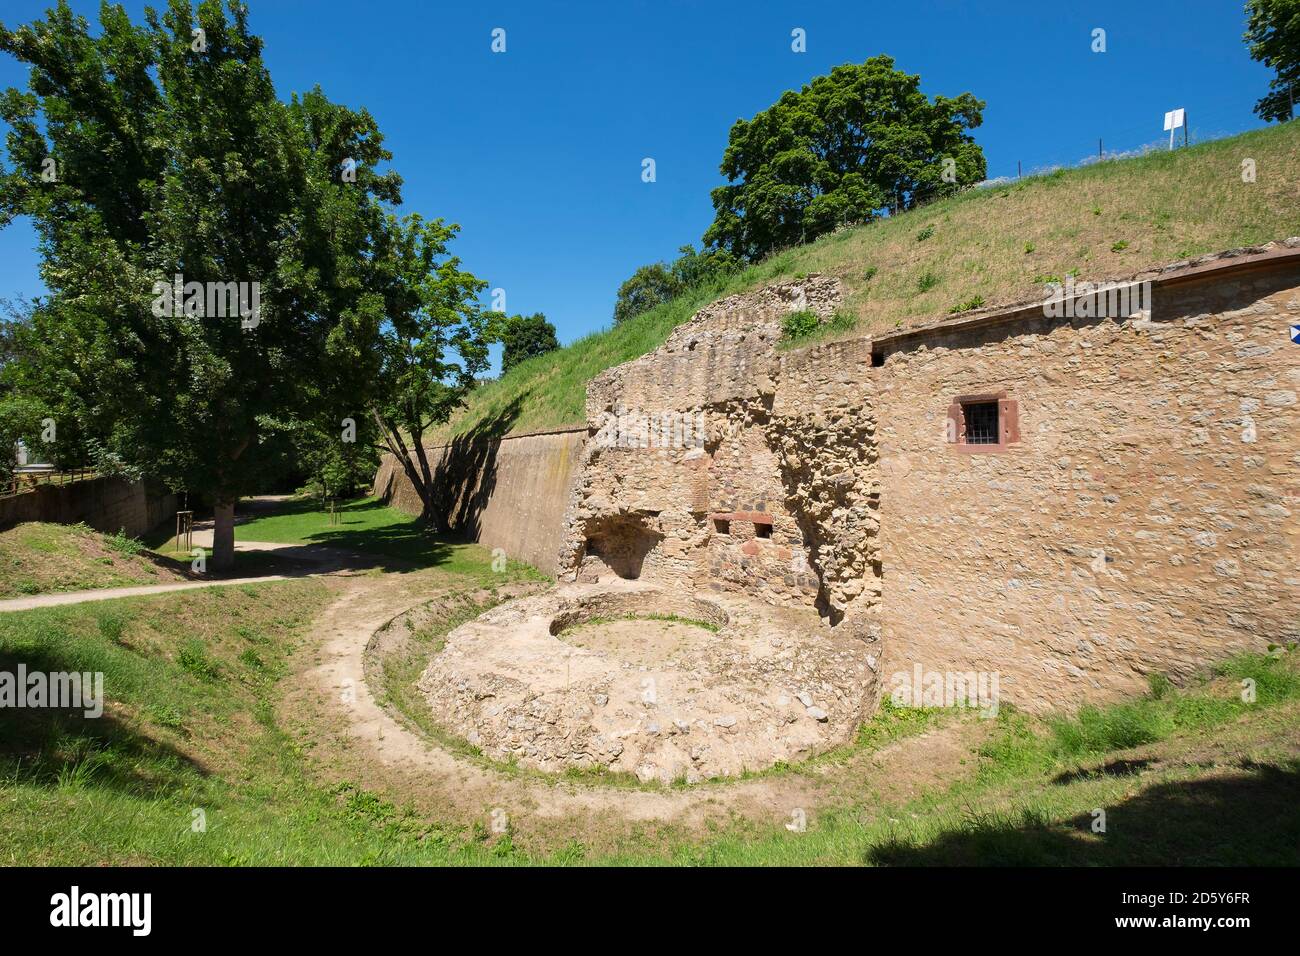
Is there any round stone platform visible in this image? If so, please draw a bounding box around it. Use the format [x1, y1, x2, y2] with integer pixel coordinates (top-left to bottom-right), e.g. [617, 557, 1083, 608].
[417, 580, 877, 784]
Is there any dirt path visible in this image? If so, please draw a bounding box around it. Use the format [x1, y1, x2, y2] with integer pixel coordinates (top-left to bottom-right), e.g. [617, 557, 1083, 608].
[282, 569, 983, 845]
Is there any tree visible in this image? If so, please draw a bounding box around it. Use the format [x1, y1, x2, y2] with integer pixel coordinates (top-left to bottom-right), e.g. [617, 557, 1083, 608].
[499, 312, 559, 373]
[358, 214, 492, 528]
[613, 262, 679, 324]
[1245, 0, 1300, 121]
[703, 56, 986, 261]
[669, 243, 740, 289]
[0, 0, 395, 569]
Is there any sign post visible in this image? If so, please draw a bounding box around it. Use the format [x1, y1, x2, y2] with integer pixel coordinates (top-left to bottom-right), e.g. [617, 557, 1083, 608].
[1163, 108, 1185, 150]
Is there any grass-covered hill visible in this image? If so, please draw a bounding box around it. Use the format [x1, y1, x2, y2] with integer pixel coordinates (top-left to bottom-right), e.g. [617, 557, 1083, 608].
[0, 522, 186, 599]
[435, 121, 1300, 444]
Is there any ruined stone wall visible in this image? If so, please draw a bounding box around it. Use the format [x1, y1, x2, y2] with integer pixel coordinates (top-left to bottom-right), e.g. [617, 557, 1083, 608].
[874, 257, 1300, 711]
[558, 275, 885, 642]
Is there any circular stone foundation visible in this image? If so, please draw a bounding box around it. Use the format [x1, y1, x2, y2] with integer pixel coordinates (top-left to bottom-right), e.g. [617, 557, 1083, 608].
[416, 581, 877, 784]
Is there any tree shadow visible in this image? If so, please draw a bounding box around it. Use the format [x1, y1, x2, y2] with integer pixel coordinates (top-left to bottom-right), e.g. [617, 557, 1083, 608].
[428, 394, 528, 542]
[0, 644, 208, 799]
[866, 760, 1300, 866]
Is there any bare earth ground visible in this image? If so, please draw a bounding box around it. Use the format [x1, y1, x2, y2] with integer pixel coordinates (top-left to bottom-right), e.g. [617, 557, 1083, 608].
[276, 566, 988, 850]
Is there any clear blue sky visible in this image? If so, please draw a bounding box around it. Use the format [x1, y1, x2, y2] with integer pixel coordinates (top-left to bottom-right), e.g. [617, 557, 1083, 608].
[0, 0, 1274, 363]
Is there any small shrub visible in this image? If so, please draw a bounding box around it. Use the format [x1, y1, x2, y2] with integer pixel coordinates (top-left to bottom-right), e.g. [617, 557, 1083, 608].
[1147, 673, 1172, 700]
[1023, 241, 1035, 254]
[948, 294, 986, 314]
[780, 310, 821, 342]
[916, 270, 940, 292]
[862, 266, 878, 282]
[106, 528, 145, 557]
[827, 309, 856, 333]
[915, 224, 935, 242]
[1111, 239, 1129, 252]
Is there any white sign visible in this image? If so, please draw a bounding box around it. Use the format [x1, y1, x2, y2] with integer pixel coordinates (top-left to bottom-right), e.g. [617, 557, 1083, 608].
[1162, 108, 1185, 131]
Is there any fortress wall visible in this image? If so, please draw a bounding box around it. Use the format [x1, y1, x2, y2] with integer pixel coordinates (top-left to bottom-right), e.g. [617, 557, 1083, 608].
[373, 427, 587, 575]
[873, 256, 1300, 710]
[0, 476, 176, 538]
[388, 245, 1299, 713]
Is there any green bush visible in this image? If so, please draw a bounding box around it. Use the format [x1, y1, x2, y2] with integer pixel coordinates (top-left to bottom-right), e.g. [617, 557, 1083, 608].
[780, 310, 822, 343]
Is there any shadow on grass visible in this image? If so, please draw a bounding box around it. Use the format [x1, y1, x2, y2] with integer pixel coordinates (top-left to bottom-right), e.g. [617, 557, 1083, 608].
[0, 644, 206, 798]
[866, 760, 1300, 866]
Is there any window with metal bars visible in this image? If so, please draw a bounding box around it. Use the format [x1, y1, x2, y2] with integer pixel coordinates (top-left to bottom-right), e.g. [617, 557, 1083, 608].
[962, 401, 1000, 445]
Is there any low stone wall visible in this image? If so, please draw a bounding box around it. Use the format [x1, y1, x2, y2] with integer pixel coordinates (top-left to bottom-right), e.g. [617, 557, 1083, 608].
[372, 427, 587, 575]
[0, 476, 177, 538]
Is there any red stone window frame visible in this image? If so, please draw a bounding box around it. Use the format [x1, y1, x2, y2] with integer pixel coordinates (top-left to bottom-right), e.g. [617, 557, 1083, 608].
[946, 391, 1020, 454]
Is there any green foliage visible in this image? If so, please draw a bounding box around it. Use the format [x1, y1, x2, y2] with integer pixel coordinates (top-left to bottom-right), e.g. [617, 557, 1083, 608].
[1245, 0, 1300, 122]
[948, 294, 985, 313]
[498, 313, 559, 373]
[105, 529, 145, 557]
[916, 270, 940, 292]
[704, 55, 986, 260]
[612, 244, 739, 325]
[1111, 239, 1129, 251]
[915, 224, 935, 242]
[780, 309, 822, 343]
[178, 640, 221, 682]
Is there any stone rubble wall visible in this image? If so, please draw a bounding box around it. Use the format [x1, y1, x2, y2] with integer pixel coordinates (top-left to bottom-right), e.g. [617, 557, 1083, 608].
[0, 476, 176, 538]
[558, 274, 885, 645]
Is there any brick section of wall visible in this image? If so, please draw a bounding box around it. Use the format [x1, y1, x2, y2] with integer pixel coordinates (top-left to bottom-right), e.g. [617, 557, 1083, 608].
[0, 477, 177, 538]
[372, 428, 587, 575]
[874, 263, 1300, 711]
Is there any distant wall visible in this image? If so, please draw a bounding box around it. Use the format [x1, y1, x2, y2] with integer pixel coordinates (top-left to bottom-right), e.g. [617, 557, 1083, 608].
[373, 427, 587, 575]
[0, 476, 177, 538]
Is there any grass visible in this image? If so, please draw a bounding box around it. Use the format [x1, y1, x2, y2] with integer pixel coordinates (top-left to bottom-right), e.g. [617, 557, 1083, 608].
[175, 495, 538, 572]
[557, 612, 723, 636]
[429, 121, 1300, 443]
[0, 522, 183, 598]
[2, 547, 1297, 864]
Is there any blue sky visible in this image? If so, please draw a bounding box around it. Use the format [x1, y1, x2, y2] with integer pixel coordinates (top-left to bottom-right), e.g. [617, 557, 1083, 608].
[0, 0, 1274, 360]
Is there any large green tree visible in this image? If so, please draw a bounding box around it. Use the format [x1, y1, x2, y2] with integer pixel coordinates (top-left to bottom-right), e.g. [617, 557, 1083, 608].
[0, 0, 394, 569]
[499, 312, 558, 373]
[1245, 0, 1300, 121]
[703, 56, 986, 261]
[350, 214, 493, 528]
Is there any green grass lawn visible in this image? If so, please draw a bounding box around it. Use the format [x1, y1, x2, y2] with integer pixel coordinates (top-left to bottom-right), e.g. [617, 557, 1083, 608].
[429, 121, 1300, 443]
[228, 496, 512, 571]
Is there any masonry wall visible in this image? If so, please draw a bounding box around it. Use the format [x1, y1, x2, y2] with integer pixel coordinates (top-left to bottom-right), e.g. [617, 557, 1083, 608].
[874, 262, 1300, 711]
[373, 428, 587, 574]
[0, 477, 177, 538]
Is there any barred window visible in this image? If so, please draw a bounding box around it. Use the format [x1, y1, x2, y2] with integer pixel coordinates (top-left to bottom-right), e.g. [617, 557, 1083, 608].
[962, 401, 1000, 445]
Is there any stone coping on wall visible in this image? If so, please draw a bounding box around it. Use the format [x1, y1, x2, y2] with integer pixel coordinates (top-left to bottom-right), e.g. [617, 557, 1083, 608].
[869, 239, 1300, 356]
[400, 422, 588, 455]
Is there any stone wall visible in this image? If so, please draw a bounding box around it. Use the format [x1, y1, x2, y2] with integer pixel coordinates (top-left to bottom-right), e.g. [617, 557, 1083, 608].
[557, 275, 884, 647]
[373, 427, 586, 574]
[873, 248, 1300, 710]
[0, 476, 177, 538]
[554, 243, 1299, 713]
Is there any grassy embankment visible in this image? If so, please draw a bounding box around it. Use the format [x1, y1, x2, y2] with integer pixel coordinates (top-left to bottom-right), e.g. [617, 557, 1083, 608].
[432, 121, 1300, 443]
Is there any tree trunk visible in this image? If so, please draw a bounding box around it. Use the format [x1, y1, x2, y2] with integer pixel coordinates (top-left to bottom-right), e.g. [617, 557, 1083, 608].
[211, 500, 236, 573]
